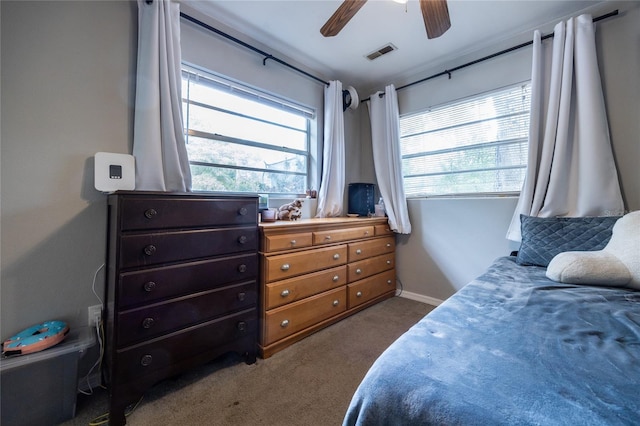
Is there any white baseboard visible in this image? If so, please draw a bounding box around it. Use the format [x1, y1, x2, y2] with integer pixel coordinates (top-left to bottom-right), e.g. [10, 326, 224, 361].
[397, 290, 443, 307]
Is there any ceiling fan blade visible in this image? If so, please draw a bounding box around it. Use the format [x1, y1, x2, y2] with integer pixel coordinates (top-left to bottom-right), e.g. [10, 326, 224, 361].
[320, 0, 367, 37]
[420, 0, 451, 39]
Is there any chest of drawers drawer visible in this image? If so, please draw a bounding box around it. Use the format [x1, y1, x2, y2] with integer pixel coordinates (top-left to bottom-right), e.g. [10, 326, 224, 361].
[263, 287, 347, 345]
[347, 270, 396, 309]
[113, 308, 257, 384]
[263, 232, 313, 252]
[119, 227, 257, 268]
[119, 197, 257, 231]
[116, 281, 257, 347]
[348, 236, 395, 261]
[313, 226, 375, 245]
[263, 245, 347, 282]
[118, 253, 257, 309]
[348, 253, 395, 282]
[265, 265, 347, 309]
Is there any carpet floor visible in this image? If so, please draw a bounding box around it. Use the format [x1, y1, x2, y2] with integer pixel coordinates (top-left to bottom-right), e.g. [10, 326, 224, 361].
[61, 296, 434, 426]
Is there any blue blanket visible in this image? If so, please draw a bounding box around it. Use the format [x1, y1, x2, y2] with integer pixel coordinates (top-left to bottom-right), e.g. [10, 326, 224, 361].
[344, 257, 640, 425]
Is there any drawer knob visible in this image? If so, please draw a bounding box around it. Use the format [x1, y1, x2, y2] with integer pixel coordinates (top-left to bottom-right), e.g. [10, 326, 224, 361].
[356, 249, 362, 255]
[290, 239, 296, 246]
[332, 275, 339, 282]
[144, 208, 157, 219]
[280, 263, 290, 271]
[143, 281, 156, 292]
[237, 321, 247, 332]
[356, 291, 363, 297]
[356, 268, 362, 275]
[386, 243, 391, 248]
[144, 245, 156, 256]
[332, 300, 340, 307]
[237, 292, 246, 301]
[333, 253, 340, 260]
[238, 264, 247, 273]
[142, 317, 155, 329]
[140, 354, 153, 367]
[280, 319, 290, 328]
[386, 260, 392, 265]
[325, 235, 332, 241]
[387, 279, 393, 285]
[281, 289, 290, 297]
[238, 235, 248, 244]
[364, 230, 370, 235]
[238, 207, 248, 216]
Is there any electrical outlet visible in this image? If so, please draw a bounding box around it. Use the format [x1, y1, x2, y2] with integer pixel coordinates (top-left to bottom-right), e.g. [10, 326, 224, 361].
[88, 304, 102, 326]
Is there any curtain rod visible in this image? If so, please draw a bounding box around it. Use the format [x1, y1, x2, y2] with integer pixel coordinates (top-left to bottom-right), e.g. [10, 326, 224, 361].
[180, 12, 330, 87]
[361, 9, 619, 102]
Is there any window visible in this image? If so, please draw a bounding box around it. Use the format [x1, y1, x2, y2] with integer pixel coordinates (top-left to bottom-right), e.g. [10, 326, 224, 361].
[400, 82, 531, 197]
[181, 66, 313, 194]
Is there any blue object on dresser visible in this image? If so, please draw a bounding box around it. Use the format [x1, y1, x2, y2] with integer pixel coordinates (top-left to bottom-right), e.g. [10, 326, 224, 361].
[344, 256, 640, 426]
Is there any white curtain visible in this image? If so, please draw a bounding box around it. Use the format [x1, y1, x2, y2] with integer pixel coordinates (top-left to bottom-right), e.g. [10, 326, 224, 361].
[507, 14, 624, 241]
[368, 85, 411, 234]
[133, 0, 192, 192]
[316, 81, 345, 217]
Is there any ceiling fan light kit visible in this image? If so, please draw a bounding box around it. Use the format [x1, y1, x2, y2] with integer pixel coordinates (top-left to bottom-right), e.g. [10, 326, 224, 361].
[321, 0, 451, 39]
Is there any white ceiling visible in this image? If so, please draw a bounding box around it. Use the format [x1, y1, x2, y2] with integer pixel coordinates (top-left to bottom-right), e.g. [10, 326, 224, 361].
[182, 0, 608, 91]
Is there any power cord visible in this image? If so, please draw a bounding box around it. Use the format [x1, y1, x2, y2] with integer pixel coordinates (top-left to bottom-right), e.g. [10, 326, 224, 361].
[88, 396, 144, 426]
[78, 263, 106, 396]
[395, 275, 404, 297]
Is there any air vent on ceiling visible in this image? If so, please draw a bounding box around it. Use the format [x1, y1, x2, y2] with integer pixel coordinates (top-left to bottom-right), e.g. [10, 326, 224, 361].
[366, 43, 397, 61]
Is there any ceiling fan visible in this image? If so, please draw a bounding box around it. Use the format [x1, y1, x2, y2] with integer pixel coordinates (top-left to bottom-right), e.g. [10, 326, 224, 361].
[320, 0, 451, 39]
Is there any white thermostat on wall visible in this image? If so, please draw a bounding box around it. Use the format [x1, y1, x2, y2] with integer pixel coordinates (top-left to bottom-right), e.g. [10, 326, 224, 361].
[94, 152, 135, 192]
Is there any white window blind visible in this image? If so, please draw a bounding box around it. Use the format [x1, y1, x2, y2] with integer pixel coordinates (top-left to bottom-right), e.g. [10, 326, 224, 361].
[181, 66, 313, 195]
[400, 82, 531, 197]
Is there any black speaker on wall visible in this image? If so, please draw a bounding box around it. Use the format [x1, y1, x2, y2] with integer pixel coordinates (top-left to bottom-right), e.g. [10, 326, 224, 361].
[348, 183, 375, 217]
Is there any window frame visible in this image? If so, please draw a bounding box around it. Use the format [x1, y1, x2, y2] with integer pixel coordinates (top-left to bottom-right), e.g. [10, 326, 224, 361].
[399, 81, 532, 199]
[181, 64, 314, 197]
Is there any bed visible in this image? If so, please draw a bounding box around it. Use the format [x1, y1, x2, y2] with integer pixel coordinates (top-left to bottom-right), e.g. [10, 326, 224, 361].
[343, 214, 640, 426]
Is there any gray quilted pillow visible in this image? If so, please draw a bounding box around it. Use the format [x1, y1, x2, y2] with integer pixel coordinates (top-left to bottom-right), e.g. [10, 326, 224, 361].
[516, 215, 621, 267]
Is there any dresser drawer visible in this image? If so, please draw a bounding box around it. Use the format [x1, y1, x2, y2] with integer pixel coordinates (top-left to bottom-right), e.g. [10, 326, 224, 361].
[119, 227, 257, 268]
[348, 236, 395, 262]
[113, 308, 257, 384]
[118, 254, 257, 309]
[263, 287, 346, 345]
[312, 226, 375, 245]
[265, 266, 347, 310]
[118, 197, 257, 231]
[116, 281, 257, 347]
[348, 270, 396, 309]
[375, 223, 394, 236]
[263, 232, 313, 252]
[264, 245, 347, 282]
[348, 253, 395, 282]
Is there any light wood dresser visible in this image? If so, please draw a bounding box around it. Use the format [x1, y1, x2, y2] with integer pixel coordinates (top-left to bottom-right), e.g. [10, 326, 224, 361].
[259, 217, 396, 357]
[105, 192, 259, 425]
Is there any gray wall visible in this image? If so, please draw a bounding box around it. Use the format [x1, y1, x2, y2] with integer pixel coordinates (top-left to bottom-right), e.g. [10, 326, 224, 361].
[387, 0, 640, 303]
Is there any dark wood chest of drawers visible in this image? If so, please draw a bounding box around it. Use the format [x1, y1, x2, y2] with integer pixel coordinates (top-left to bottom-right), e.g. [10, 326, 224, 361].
[105, 192, 258, 425]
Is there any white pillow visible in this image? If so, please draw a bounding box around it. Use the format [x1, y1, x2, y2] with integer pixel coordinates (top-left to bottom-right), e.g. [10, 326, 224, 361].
[546, 251, 631, 286]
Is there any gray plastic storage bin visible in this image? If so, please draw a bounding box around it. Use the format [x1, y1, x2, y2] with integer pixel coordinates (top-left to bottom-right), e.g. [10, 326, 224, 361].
[0, 326, 95, 426]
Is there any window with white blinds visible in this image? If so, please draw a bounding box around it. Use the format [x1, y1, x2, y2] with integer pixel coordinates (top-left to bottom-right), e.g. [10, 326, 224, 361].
[400, 82, 531, 197]
[181, 66, 313, 195]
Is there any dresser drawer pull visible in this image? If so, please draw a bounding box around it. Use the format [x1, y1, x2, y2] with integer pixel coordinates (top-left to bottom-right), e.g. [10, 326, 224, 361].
[142, 317, 155, 329]
[143, 281, 156, 292]
[356, 249, 362, 255]
[280, 263, 290, 271]
[387, 279, 393, 285]
[386, 243, 392, 248]
[332, 275, 339, 282]
[386, 260, 392, 265]
[325, 235, 332, 241]
[364, 230, 370, 235]
[356, 268, 362, 275]
[237, 321, 247, 332]
[237, 292, 246, 301]
[290, 239, 296, 246]
[333, 253, 340, 260]
[144, 208, 157, 219]
[238, 207, 248, 216]
[238, 264, 247, 273]
[143, 245, 156, 256]
[140, 354, 153, 367]
[280, 289, 290, 298]
[332, 300, 340, 307]
[356, 291, 363, 298]
[238, 235, 248, 244]
[280, 319, 290, 328]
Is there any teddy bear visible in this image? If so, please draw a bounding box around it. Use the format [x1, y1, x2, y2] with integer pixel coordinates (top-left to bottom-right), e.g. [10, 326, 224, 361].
[277, 199, 304, 221]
